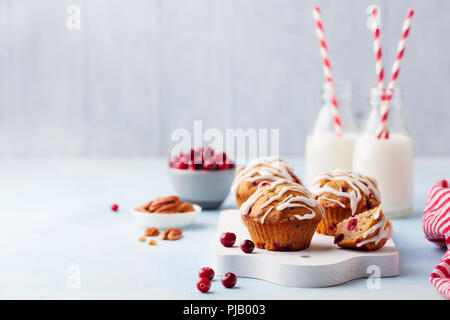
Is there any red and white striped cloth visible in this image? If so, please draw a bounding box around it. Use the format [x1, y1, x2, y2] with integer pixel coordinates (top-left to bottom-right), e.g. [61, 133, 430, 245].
[423, 179, 450, 299]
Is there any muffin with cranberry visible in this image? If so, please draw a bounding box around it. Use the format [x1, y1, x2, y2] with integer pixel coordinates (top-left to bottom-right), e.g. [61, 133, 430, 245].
[334, 207, 392, 251]
[240, 179, 323, 251]
[231, 157, 302, 208]
[310, 170, 380, 236]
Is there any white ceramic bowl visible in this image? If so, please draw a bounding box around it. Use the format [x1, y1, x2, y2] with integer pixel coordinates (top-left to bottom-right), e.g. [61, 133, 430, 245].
[168, 168, 235, 209]
[131, 204, 201, 228]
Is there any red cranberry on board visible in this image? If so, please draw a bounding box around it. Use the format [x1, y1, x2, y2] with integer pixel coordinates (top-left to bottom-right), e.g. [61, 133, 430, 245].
[220, 232, 236, 247]
[334, 233, 344, 244]
[347, 218, 358, 232]
[240, 239, 255, 253]
[221, 272, 237, 288]
[196, 278, 211, 293]
[198, 267, 215, 280]
[111, 204, 119, 212]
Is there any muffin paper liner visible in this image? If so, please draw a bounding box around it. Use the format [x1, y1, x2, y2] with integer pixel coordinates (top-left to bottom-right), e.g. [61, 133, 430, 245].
[242, 218, 319, 251]
[316, 206, 353, 236]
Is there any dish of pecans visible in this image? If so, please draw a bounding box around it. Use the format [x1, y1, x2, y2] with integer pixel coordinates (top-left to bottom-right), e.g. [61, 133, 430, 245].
[135, 196, 195, 214]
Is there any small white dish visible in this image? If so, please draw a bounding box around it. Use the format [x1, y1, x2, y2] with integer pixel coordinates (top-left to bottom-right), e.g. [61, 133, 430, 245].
[131, 204, 201, 228]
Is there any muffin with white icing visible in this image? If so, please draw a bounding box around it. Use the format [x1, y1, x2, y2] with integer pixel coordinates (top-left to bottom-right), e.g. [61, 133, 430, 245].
[310, 170, 380, 236]
[334, 207, 392, 251]
[231, 157, 302, 208]
[240, 179, 323, 251]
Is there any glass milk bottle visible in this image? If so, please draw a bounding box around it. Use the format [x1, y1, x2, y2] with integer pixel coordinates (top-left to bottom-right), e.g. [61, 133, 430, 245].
[353, 87, 414, 218]
[305, 82, 358, 185]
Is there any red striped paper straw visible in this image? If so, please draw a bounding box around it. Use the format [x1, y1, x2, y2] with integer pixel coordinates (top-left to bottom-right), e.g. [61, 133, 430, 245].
[377, 9, 414, 139]
[370, 7, 385, 92]
[312, 6, 342, 137]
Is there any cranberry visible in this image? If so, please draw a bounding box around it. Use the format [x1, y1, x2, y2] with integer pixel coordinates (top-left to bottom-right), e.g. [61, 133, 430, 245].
[220, 232, 236, 247]
[347, 218, 358, 231]
[193, 155, 203, 166]
[240, 239, 255, 253]
[189, 149, 196, 160]
[215, 152, 227, 165]
[203, 146, 215, 160]
[193, 146, 203, 159]
[436, 180, 449, 188]
[203, 159, 218, 171]
[221, 272, 237, 288]
[215, 152, 234, 170]
[198, 267, 215, 280]
[170, 154, 188, 169]
[273, 242, 291, 251]
[260, 182, 269, 187]
[252, 181, 259, 187]
[218, 162, 234, 170]
[111, 203, 119, 212]
[175, 160, 187, 170]
[196, 278, 211, 293]
[168, 155, 178, 168]
[334, 233, 344, 244]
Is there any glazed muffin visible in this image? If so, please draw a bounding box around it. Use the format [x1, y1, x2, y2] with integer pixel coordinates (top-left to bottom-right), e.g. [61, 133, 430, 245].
[240, 179, 323, 251]
[334, 207, 392, 251]
[231, 157, 301, 208]
[310, 170, 380, 236]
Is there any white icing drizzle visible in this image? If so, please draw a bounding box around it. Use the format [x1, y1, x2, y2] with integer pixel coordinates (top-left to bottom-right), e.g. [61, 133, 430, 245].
[276, 196, 317, 211]
[356, 209, 392, 247]
[260, 207, 273, 224]
[231, 157, 298, 201]
[321, 196, 346, 208]
[240, 178, 324, 224]
[310, 169, 380, 216]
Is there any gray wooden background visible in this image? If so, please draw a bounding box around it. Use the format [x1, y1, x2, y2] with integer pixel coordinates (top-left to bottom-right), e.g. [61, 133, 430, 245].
[0, 0, 448, 157]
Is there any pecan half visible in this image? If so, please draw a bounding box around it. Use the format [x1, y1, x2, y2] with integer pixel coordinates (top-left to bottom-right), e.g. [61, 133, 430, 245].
[159, 228, 183, 240]
[148, 196, 181, 213]
[178, 202, 195, 212]
[144, 227, 160, 237]
[135, 202, 152, 212]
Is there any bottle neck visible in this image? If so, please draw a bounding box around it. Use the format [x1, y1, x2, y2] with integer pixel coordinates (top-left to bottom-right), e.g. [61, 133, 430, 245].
[362, 86, 409, 137]
[369, 87, 402, 111]
[312, 81, 357, 134]
[322, 82, 352, 109]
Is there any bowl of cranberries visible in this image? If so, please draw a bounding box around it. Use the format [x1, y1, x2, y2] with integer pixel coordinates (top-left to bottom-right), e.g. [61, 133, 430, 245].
[168, 147, 235, 210]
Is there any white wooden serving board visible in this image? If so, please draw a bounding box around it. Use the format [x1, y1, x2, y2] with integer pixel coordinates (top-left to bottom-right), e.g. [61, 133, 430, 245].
[213, 210, 399, 288]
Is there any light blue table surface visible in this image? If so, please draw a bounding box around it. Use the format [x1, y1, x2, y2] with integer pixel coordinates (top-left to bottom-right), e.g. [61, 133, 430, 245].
[0, 157, 447, 300]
